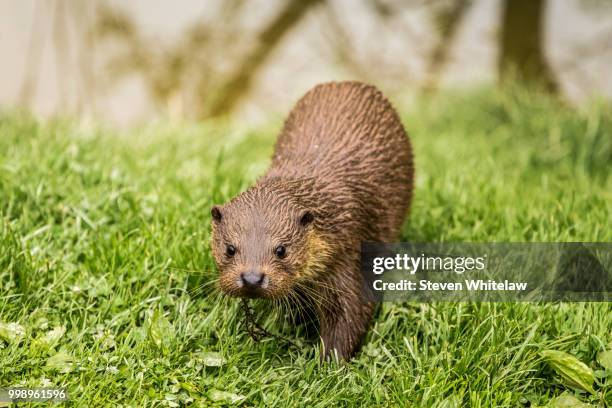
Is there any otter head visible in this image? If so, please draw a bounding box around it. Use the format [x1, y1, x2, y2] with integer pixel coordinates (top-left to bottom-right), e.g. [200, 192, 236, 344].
[210, 187, 317, 299]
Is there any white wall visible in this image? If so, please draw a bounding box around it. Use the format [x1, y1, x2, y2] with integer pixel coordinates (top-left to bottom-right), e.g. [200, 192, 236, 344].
[0, 0, 610, 127]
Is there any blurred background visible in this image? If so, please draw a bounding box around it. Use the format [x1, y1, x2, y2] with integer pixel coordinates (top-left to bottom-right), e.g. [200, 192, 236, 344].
[0, 0, 611, 127]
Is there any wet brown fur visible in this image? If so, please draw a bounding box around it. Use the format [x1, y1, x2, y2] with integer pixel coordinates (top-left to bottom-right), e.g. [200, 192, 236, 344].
[211, 81, 413, 360]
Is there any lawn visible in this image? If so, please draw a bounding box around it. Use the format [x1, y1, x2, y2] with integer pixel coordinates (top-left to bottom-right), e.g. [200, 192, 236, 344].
[1, 88, 611, 407]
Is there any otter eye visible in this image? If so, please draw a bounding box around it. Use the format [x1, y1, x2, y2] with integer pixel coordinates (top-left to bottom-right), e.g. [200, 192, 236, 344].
[274, 245, 286, 259]
[226, 244, 236, 257]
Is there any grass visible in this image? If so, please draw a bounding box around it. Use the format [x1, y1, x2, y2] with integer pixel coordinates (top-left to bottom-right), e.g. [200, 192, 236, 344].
[0, 88, 611, 407]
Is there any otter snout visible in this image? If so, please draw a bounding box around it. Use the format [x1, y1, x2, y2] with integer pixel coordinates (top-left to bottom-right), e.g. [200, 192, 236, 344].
[241, 270, 267, 288]
[237, 269, 269, 297]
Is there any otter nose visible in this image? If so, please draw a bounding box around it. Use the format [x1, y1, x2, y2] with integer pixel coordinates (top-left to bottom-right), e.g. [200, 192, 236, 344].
[241, 271, 265, 288]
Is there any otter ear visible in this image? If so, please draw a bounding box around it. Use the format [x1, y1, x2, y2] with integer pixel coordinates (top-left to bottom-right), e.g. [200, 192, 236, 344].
[211, 205, 223, 222]
[299, 210, 314, 227]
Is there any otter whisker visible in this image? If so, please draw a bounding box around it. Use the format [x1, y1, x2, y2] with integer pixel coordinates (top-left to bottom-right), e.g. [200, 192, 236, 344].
[187, 278, 220, 297]
[293, 281, 337, 314]
[286, 289, 320, 336]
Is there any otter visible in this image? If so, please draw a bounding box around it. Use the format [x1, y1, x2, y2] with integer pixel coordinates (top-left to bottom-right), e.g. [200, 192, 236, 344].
[210, 81, 413, 360]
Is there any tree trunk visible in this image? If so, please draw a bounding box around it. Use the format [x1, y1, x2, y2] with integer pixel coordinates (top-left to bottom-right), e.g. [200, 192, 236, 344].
[498, 0, 558, 93]
[206, 0, 322, 118]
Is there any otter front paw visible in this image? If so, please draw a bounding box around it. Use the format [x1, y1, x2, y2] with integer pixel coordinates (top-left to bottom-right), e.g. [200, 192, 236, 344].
[320, 329, 353, 361]
[319, 311, 371, 361]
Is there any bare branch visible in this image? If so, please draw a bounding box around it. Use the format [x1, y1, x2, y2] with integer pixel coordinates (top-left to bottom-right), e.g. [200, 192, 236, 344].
[421, 0, 472, 94]
[206, 0, 324, 118]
